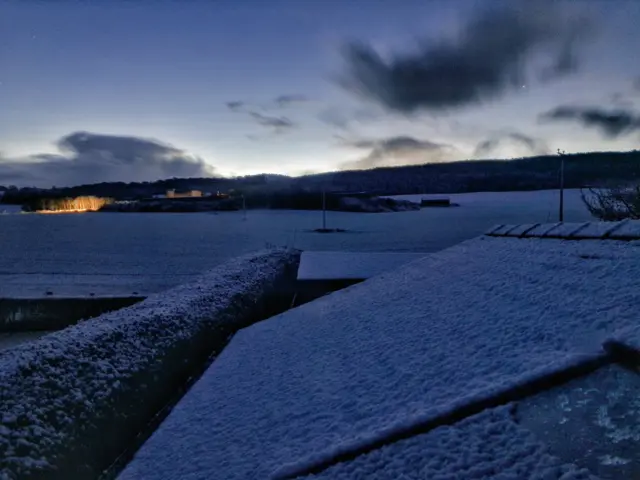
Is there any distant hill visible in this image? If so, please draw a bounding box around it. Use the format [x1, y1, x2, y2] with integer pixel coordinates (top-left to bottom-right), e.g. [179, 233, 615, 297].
[2, 150, 640, 207]
[291, 150, 640, 195]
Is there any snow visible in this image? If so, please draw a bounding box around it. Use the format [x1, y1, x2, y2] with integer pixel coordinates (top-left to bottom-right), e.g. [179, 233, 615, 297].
[503, 223, 539, 237]
[0, 249, 297, 479]
[299, 406, 595, 480]
[0, 331, 54, 351]
[486, 220, 640, 240]
[120, 236, 639, 480]
[485, 224, 510, 235]
[612, 220, 640, 239]
[484, 223, 505, 235]
[606, 323, 640, 354]
[0, 189, 592, 298]
[570, 221, 627, 238]
[529, 222, 563, 236]
[297, 251, 427, 280]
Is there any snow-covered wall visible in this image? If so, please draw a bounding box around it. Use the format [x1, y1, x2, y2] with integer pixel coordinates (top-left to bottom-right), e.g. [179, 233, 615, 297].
[0, 248, 298, 480]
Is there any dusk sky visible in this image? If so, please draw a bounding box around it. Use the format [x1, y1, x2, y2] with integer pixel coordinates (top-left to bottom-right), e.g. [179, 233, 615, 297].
[2, 0, 640, 187]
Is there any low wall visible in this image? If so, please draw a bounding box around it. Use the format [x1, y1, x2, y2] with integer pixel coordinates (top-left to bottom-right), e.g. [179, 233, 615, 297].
[0, 249, 299, 480]
[0, 297, 144, 332]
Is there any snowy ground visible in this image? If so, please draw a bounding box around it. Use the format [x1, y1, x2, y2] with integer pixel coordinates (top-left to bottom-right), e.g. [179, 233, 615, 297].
[297, 251, 428, 280]
[0, 189, 590, 298]
[119, 232, 639, 480]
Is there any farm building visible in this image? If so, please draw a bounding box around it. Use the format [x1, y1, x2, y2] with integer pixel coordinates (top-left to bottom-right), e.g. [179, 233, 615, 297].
[165, 189, 203, 198]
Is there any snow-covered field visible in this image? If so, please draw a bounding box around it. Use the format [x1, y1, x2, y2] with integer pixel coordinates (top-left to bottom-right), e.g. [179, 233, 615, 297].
[0, 189, 591, 297]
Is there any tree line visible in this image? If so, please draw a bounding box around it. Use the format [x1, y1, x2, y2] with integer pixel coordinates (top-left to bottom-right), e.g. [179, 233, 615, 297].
[2, 150, 640, 209]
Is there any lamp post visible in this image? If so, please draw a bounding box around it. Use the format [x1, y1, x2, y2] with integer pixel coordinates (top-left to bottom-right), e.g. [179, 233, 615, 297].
[558, 149, 566, 222]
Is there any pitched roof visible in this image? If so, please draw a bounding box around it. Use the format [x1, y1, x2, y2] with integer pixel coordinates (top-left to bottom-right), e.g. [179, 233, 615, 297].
[120, 225, 640, 479]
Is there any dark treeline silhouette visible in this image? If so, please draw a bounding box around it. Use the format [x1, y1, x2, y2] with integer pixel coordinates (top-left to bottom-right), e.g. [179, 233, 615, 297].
[293, 150, 640, 195]
[2, 151, 640, 208]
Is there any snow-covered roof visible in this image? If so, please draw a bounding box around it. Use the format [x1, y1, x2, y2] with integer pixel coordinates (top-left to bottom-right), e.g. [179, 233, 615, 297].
[297, 251, 428, 280]
[120, 230, 640, 480]
[295, 406, 595, 479]
[487, 219, 640, 240]
[0, 249, 298, 479]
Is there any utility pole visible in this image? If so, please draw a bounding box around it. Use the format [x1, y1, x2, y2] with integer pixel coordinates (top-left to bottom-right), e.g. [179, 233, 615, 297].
[558, 149, 566, 222]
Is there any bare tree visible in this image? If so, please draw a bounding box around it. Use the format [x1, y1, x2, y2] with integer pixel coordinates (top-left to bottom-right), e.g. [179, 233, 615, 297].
[581, 184, 640, 220]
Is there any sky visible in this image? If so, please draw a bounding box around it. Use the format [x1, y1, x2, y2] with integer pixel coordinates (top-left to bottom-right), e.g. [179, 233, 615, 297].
[1, 0, 640, 187]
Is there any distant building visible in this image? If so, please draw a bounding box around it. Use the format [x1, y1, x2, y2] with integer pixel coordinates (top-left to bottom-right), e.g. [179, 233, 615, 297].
[166, 189, 203, 198]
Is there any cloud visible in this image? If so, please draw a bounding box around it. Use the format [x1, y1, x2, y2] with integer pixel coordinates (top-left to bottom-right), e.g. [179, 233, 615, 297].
[317, 106, 382, 130]
[226, 101, 245, 111]
[274, 95, 309, 107]
[340, 135, 457, 170]
[0, 131, 215, 188]
[318, 108, 351, 129]
[610, 93, 634, 108]
[474, 131, 550, 158]
[539, 106, 640, 138]
[226, 98, 299, 134]
[338, 1, 593, 113]
[227, 95, 310, 112]
[249, 112, 296, 133]
[634, 77, 640, 92]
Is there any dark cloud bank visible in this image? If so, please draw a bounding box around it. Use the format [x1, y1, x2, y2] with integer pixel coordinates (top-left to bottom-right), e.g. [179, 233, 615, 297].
[0, 132, 215, 188]
[540, 106, 640, 138]
[339, 1, 593, 113]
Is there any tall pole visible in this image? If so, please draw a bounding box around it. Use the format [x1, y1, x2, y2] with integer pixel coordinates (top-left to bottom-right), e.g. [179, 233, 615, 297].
[558, 150, 565, 222]
[322, 189, 327, 230]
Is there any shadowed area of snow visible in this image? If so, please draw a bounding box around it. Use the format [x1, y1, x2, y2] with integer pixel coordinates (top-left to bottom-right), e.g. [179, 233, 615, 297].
[0, 249, 297, 479]
[606, 323, 640, 354]
[120, 235, 640, 480]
